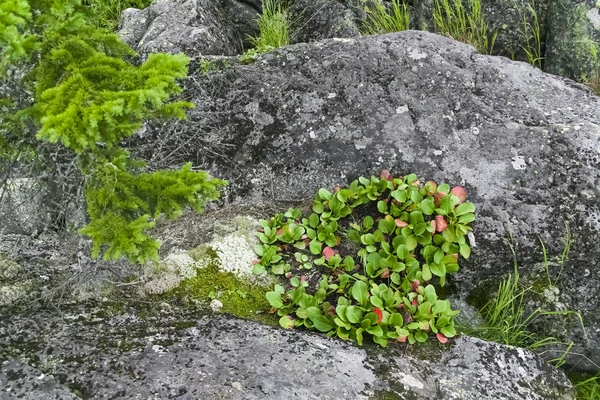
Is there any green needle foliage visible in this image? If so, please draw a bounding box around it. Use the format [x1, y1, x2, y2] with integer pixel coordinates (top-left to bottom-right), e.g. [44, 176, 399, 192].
[362, 0, 411, 35]
[433, 0, 496, 55]
[0, 0, 226, 263]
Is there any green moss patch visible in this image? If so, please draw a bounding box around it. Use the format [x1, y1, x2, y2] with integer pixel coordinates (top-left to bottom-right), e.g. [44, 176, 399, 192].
[174, 263, 276, 326]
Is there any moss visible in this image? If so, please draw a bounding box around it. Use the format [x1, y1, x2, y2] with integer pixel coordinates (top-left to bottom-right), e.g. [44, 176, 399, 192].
[174, 263, 276, 326]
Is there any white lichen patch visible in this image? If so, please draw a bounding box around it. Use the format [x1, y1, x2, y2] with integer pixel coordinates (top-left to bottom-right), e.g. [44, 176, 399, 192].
[139, 250, 198, 295]
[208, 235, 257, 280]
[0, 281, 33, 307]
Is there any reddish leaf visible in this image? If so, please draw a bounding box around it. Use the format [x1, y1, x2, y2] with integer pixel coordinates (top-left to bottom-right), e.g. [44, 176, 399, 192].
[323, 246, 335, 261]
[412, 299, 418, 307]
[252, 259, 260, 265]
[411, 280, 420, 291]
[373, 307, 383, 324]
[395, 219, 408, 228]
[436, 333, 449, 344]
[397, 336, 408, 343]
[425, 181, 438, 194]
[275, 228, 283, 236]
[380, 170, 393, 181]
[380, 268, 390, 279]
[450, 186, 467, 204]
[435, 215, 448, 232]
[430, 220, 437, 232]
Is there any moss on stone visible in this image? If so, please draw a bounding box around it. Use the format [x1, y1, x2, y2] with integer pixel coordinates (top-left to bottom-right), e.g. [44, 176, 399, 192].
[174, 262, 276, 326]
[0, 252, 21, 281]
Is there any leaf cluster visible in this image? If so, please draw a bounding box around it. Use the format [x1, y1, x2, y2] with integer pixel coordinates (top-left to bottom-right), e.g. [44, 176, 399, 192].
[254, 172, 476, 346]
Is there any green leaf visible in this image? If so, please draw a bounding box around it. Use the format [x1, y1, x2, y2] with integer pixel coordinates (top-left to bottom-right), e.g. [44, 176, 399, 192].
[271, 263, 284, 275]
[366, 325, 384, 337]
[290, 276, 300, 287]
[279, 316, 295, 329]
[346, 306, 363, 324]
[433, 249, 444, 264]
[422, 264, 432, 281]
[309, 239, 322, 255]
[430, 262, 446, 277]
[377, 200, 388, 214]
[458, 213, 475, 224]
[438, 184, 450, 194]
[252, 263, 266, 275]
[313, 202, 324, 214]
[420, 198, 435, 215]
[455, 202, 475, 216]
[459, 243, 471, 259]
[363, 216, 374, 229]
[388, 313, 403, 327]
[352, 281, 369, 306]
[370, 296, 383, 308]
[396, 244, 409, 260]
[318, 188, 332, 200]
[306, 306, 322, 320]
[311, 315, 334, 332]
[356, 327, 364, 345]
[308, 213, 320, 227]
[266, 291, 283, 308]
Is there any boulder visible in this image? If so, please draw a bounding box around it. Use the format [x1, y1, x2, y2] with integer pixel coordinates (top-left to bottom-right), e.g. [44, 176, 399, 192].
[132, 30, 600, 371]
[0, 309, 575, 399]
[545, 0, 600, 81]
[224, 0, 261, 49]
[289, 0, 361, 44]
[118, 0, 243, 58]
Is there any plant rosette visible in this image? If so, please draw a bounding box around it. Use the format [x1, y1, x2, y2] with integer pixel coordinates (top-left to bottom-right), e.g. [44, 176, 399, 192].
[254, 171, 475, 347]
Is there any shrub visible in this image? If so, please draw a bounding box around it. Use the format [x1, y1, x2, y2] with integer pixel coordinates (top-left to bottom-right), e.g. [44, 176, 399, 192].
[253, 171, 476, 346]
[0, 0, 226, 263]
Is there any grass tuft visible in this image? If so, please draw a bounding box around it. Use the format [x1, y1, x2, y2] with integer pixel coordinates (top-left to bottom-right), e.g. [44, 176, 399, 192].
[433, 0, 496, 55]
[515, 0, 544, 69]
[84, 0, 154, 30]
[249, 0, 290, 52]
[459, 231, 583, 358]
[572, 375, 600, 400]
[362, 0, 410, 35]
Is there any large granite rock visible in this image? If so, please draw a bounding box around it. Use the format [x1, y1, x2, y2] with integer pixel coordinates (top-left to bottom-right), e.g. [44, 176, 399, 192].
[289, 0, 361, 44]
[0, 307, 575, 399]
[132, 30, 600, 371]
[118, 0, 243, 58]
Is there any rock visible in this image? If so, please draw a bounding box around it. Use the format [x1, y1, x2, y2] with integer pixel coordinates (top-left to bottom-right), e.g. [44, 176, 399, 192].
[0, 310, 575, 399]
[224, 0, 261, 49]
[545, 0, 600, 81]
[289, 0, 361, 44]
[118, 0, 242, 58]
[132, 30, 600, 371]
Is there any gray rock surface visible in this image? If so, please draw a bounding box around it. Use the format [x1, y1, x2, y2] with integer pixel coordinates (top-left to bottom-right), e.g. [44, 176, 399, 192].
[289, 0, 361, 44]
[545, 0, 600, 80]
[0, 306, 575, 399]
[118, 0, 242, 58]
[133, 30, 600, 371]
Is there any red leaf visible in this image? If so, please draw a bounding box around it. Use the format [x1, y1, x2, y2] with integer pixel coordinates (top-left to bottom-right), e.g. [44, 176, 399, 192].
[380, 170, 393, 181]
[395, 219, 408, 228]
[322, 246, 335, 261]
[435, 215, 447, 232]
[411, 299, 418, 307]
[411, 280, 420, 291]
[450, 186, 467, 204]
[252, 259, 260, 265]
[436, 333, 449, 344]
[380, 268, 390, 279]
[397, 336, 408, 343]
[373, 307, 383, 324]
